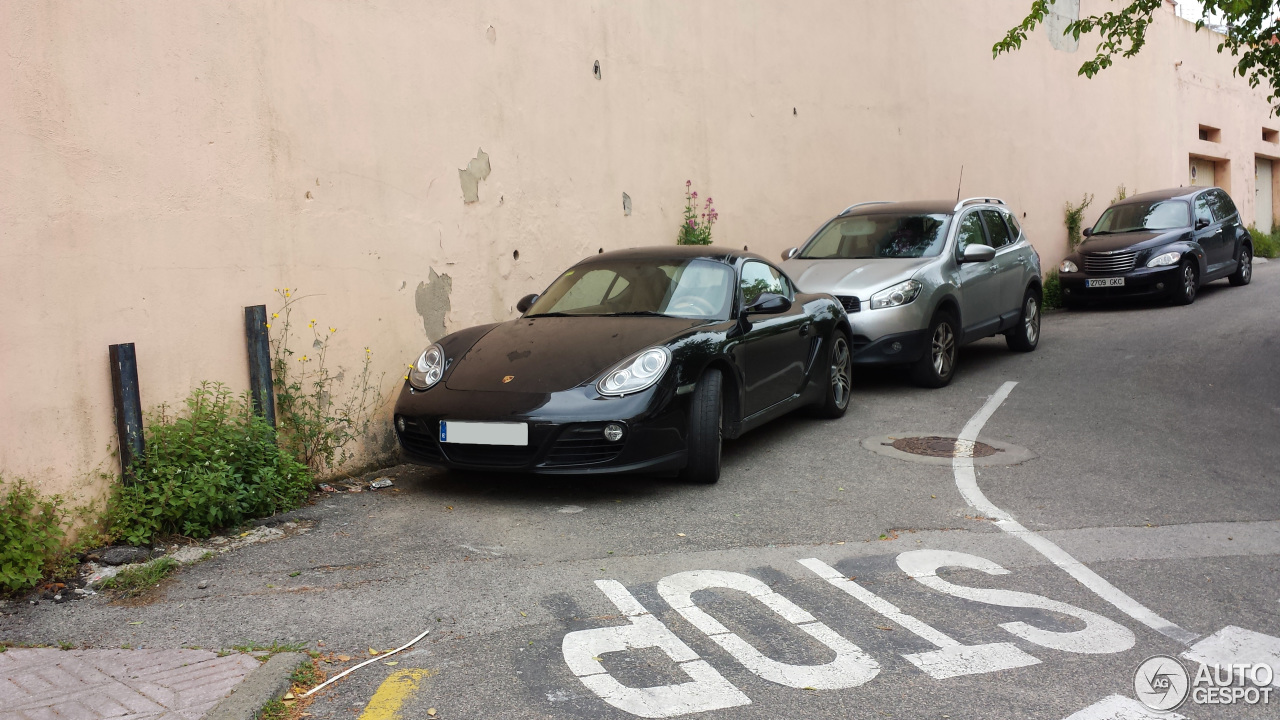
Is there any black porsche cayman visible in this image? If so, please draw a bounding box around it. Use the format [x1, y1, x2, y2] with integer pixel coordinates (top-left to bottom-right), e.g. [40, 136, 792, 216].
[393, 246, 853, 483]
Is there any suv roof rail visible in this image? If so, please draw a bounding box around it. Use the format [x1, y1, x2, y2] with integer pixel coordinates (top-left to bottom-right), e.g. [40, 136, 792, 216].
[840, 201, 893, 214]
[954, 197, 1006, 212]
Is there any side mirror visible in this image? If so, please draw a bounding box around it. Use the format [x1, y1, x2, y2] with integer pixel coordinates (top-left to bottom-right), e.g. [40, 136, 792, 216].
[960, 244, 996, 263]
[781, 247, 799, 261]
[516, 293, 539, 313]
[745, 292, 792, 315]
[1195, 217, 1211, 230]
[1082, 227, 1093, 237]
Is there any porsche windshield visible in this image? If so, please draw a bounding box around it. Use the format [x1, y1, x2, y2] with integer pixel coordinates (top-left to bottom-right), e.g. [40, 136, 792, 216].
[526, 258, 735, 320]
[1093, 200, 1190, 233]
[800, 213, 951, 259]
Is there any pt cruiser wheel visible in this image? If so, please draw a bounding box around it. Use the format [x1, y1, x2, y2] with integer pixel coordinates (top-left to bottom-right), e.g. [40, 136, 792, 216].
[1171, 259, 1198, 305]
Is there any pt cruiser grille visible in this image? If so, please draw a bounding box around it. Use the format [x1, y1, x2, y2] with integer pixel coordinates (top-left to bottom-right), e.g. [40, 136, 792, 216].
[1083, 251, 1137, 274]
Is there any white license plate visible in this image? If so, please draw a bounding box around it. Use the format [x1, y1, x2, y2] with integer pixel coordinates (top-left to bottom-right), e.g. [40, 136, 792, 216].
[1085, 277, 1126, 288]
[439, 421, 528, 446]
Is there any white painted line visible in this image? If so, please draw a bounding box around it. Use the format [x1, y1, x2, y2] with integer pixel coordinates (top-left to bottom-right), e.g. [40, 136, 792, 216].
[798, 558, 958, 648]
[953, 382, 1198, 646]
[1181, 625, 1280, 687]
[656, 569, 880, 690]
[1060, 694, 1187, 720]
[562, 581, 750, 717]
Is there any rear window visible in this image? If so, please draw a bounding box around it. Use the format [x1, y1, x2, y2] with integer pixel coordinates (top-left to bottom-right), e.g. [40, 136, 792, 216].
[801, 213, 952, 259]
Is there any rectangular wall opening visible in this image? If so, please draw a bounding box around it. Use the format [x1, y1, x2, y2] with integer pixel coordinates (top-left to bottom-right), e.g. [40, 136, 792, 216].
[1264, 128, 1279, 144]
[1198, 124, 1222, 142]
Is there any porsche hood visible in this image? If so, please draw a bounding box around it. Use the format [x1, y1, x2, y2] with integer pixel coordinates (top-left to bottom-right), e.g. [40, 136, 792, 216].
[444, 316, 706, 393]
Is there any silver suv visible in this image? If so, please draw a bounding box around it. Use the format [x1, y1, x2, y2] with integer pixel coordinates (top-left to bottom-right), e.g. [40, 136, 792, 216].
[780, 198, 1043, 387]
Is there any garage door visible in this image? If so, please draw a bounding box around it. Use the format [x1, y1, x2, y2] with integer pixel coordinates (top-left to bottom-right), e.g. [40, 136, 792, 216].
[1190, 157, 1216, 187]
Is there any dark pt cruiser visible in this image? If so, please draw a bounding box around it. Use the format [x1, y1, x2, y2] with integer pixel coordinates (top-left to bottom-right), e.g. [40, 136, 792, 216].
[1058, 186, 1253, 307]
[393, 246, 854, 483]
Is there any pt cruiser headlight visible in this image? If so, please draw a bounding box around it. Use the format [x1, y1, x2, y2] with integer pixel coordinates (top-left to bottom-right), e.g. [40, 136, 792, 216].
[408, 343, 445, 390]
[1147, 250, 1182, 268]
[1060, 260, 1078, 273]
[598, 347, 671, 396]
[869, 279, 922, 310]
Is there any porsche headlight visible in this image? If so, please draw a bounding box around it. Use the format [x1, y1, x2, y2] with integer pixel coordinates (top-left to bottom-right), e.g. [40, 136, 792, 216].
[869, 279, 922, 310]
[597, 347, 671, 396]
[408, 344, 445, 390]
[1147, 250, 1182, 268]
[1060, 260, 1079, 273]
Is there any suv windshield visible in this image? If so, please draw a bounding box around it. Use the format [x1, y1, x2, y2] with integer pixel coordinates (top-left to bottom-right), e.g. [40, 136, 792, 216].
[526, 258, 734, 320]
[800, 213, 951, 259]
[1093, 200, 1190, 233]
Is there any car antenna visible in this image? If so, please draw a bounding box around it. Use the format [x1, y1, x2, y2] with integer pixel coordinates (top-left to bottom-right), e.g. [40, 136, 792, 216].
[955, 165, 964, 204]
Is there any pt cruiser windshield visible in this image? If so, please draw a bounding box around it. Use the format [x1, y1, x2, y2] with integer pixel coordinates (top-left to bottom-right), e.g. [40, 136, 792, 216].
[1092, 199, 1190, 233]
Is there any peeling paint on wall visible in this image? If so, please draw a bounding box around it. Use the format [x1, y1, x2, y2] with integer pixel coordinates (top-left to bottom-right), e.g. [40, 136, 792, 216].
[459, 148, 491, 203]
[1045, 0, 1080, 53]
[415, 267, 453, 341]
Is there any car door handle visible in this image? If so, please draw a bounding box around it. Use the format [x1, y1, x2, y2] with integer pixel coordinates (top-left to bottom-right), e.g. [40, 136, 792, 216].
[799, 322, 811, 336]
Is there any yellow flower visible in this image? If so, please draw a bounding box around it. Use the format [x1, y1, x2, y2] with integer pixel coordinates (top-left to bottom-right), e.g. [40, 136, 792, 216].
[403, 375, 409, 380]
[272, 313, 279, 319]
[285, 292, 291, 297]
[329, 327, 336, 333]
[273, 288, 279, 292]
[265, 323, 271, 329]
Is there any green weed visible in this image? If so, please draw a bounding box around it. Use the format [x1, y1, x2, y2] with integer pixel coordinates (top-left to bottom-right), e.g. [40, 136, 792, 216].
[0, 478, 68, 593]
[1248, 225, 1279, 258]
[1065, 194, 1094, 250]
[1042, 270, 1064, 310]
[99, 557, 177, 597]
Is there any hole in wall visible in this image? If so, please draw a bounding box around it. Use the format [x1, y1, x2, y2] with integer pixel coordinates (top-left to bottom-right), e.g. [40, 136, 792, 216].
[1198, 124, 1221, 143]
[598, 248, 604, 254]
[1264, 128, 1279, 144]
[513, 250, 520, 261]
[593, 61, 601, 80]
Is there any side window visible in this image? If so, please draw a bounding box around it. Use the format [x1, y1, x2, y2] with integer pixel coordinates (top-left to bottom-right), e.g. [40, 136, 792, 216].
[955, 211, 987, 260]
[979, 209, 1012, 249]
[1193, 195, 1214, 226]
[740, 261, 787, 306]
[1002, 210, 1022, 241]
[1206, 190, 1238, 221]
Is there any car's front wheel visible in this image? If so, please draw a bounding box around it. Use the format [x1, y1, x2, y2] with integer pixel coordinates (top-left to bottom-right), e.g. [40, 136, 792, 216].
[1170, 259, 1198, 305]
[680, 368, 723, 484]
[1228, 244, 1253, 286]
[909, 310, 959, 388]
[813, 330, 852, 418]
[1005, 288, 1041, 352]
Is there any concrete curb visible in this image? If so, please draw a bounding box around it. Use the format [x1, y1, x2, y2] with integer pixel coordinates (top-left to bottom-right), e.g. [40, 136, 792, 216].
[202, 652, 306, 720]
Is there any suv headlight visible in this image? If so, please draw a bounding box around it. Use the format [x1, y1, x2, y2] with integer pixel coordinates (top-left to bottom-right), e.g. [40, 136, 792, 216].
[869, 279, 922, 310]
[598, 347, 671, 396]
[408, 344, 445, 390]
[1147, 250, 1182, 267]
[1060, 260, 1078, 273]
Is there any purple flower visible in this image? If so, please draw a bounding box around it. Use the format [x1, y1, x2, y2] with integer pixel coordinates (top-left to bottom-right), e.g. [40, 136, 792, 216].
[691, 191, 698, 199]
[687, 219, 696, 227]
[686, 180, 692, 187]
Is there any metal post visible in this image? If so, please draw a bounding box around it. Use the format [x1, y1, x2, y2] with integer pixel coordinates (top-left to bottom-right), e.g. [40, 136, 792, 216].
[244, 305, 276, 427]
[108, 343, 144, 481]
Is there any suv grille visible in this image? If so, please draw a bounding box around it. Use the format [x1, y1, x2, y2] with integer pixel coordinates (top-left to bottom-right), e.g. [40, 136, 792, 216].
[543, 424, 625, 467]
[835, 296, 861, 313]
[1083, 251, 1137, 274]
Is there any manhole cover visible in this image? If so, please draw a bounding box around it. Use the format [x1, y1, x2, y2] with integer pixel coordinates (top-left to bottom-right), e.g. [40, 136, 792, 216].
[886, 436, 1002, 459]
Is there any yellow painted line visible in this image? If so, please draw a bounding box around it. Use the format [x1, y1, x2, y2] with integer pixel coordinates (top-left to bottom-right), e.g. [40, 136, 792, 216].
[357, 668, 437, 720]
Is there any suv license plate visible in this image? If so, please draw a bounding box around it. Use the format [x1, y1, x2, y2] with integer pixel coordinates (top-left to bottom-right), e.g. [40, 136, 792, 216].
[439, 421, 529, 446]
[1085, 277, 1125, 288]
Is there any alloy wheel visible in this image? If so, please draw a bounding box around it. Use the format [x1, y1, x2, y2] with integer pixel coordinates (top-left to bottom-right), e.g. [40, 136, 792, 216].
[1183, 264, 1197, 301]
[830, 336, 851, 409]
[1242, 251, 1253, 282]
[1024, 297, 1040, 344]
[932, 322, 955, 378]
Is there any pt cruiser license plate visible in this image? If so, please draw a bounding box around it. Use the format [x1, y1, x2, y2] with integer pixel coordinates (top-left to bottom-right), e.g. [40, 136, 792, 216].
[439, 420, 529, 446]
[1085, 277, 1126, 288]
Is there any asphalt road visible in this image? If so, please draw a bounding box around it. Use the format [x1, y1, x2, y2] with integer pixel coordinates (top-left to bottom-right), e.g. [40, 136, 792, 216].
[6, 263, 1280, 719]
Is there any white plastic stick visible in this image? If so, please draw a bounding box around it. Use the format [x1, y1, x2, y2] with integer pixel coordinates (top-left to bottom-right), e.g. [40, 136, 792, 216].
[303, 628, 431, 697]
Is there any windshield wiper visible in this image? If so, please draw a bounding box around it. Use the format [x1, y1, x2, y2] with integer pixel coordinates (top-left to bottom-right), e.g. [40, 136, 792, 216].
[525, 312, 576, 318]
[609, 311, 673, 317]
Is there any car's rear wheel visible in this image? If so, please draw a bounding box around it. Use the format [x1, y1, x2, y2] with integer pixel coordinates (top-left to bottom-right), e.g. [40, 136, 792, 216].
[680, 368, 723, 484]
[1170, 259, 1198, 305]
[814, 330, 852, 418]
[909, 310, 959, 388]
[1228, 244, 1253, 286]
[1005, 288, 1041, 352]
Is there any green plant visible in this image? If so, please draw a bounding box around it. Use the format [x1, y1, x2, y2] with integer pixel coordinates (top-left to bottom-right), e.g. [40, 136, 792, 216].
[1064, 194, 1094, 250]
[1042, 270, 1064, 310]
[290, 659, 323, 686]
[232, 640, 309, 655]
[0, 477, 68, 593]
[1112, 185, 1129, 204]
[269, 289, 385, 473]
[107, 383, 312, 545]
[259, 698, 288, 720]
[98, 557, 177, 597]
[1247, 225, 1280, 259]
[676, 181, 718, 245]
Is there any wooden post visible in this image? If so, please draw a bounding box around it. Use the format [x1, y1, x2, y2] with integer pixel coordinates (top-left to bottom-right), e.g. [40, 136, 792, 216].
[244, 305, 276, 427]
[108, 343, 144, 481]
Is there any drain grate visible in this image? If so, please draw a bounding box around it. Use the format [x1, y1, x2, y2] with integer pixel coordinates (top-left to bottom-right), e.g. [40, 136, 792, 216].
[886, 436, 1002, 459]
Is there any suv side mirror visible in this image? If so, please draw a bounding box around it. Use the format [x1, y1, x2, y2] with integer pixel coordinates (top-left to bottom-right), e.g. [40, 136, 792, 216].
[1195, 217, 1211, 230]
[516, 293, 540, 313]
[745, 292, 792, 315]
[960, 244, 996, 263]
[781, 247, 799, 261]
[1082, 227, 1093, 237]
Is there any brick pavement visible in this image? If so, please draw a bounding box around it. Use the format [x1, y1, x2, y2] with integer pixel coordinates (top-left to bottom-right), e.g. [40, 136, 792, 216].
[0, 649, 260, 720]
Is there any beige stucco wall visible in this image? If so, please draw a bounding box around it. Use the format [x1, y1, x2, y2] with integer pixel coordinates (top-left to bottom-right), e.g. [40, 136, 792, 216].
[2, 1, 1274, 502]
